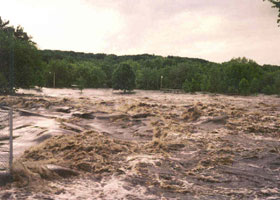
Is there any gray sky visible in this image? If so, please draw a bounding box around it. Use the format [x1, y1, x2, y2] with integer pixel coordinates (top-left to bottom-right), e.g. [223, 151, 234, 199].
[1, 0, 280, 65]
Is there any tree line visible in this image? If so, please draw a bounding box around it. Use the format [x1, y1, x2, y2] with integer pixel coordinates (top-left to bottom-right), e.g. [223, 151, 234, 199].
[27, 49, 280, 95]
[1, 16, 280, 95]
[0, 17, 43, 93]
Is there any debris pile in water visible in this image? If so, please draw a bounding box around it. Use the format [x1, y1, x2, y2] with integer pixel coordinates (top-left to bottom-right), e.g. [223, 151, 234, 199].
[21, 130, 138, 173]
[11, 130, 138, 188]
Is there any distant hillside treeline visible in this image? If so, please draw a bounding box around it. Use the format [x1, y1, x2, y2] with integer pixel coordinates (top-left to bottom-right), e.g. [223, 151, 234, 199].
[39, 50, 280, 95]
[1, 16, 280, 95]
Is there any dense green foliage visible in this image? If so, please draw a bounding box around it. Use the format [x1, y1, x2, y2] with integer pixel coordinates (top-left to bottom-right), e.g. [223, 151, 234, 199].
[112, 63, 136, 93]
[39, 51, 280, 95]
[1, 16, 280, 96]
[0, 17, 44, 93]
[0, 72, 8, 94]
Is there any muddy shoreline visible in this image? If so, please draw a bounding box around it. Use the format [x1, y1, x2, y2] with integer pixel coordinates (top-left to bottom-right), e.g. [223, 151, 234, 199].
[0, 88, 279, 199]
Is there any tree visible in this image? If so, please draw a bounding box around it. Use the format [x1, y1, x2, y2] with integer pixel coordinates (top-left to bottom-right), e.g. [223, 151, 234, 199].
[76, 76, 86, 93]
[250, 77, 260, 94]
[0, 17, 9, 29]
[74, 62, 106, 88]
[112, 63, 135, 93]
[0, 19, 12, 93]
[0, 16, 44, 91]
[273, 71, 280, 94]
[88, 66, 106, 88]
[200, 74, 210, 91]
[239, 78, 250, 95]
[46, 59, 75, 88]
[136, 67, 160, 90]
[265, 0, 280, 26]
[0, 72, 8, 94]
[182, 78, 200, 93]
[182, 79, 193, 93]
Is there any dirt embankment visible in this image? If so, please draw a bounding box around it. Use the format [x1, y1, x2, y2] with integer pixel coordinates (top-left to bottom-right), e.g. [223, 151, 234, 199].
[0, 89, 280, 199]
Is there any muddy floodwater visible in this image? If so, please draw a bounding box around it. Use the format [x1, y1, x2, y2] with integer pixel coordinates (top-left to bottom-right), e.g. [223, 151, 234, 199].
[0, 88, 280, 199]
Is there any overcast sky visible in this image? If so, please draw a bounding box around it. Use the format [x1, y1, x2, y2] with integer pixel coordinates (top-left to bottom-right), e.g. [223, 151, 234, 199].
[1, 0, 280, 65]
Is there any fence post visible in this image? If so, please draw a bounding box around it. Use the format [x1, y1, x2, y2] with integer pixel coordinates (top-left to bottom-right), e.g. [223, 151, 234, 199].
[9, 108, 13, 173]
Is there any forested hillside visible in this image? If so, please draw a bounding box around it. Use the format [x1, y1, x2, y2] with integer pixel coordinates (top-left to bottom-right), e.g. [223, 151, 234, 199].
[1, 16, 280, 95]
[39, 50, 280, 95]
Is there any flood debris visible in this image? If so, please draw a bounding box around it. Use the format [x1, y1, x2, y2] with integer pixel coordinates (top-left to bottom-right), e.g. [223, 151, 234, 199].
[72, 112, 95, 119]
[55, 107, 71, 113]
[0, 90, 280, 199]
[182, 106, 201, 121]
[21, 130, 138, 174]
[201, 115, 228, 124]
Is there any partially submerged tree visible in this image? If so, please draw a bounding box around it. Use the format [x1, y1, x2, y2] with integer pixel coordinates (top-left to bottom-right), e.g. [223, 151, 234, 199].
[76, 76, 86, 93]
[112, 63, 136, 93]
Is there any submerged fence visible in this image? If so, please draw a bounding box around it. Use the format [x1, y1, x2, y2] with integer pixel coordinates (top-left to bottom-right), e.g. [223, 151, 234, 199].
[0, 108, 13, 172]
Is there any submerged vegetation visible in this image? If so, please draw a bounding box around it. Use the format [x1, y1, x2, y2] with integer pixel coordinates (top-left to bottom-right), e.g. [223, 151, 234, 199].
[1, 16, 280, 95]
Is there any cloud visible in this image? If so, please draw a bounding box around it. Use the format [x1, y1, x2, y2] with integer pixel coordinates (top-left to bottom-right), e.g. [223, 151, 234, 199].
[1, 0, 124, 52]
[1, 0, 280, 64]
[83, 0, 280, 64]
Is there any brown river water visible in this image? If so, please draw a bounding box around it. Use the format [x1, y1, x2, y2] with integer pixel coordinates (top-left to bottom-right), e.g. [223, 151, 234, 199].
[0, 88, 279, 199]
